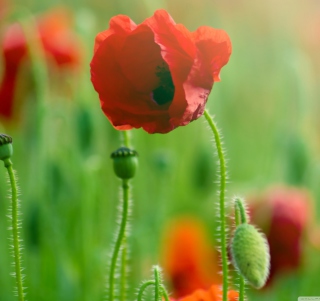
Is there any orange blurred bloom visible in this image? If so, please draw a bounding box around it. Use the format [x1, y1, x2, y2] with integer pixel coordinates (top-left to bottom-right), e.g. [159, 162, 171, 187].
[0, 7, 81, 120]
[172, 284, 238, 301]
[162, 217, 221, 298]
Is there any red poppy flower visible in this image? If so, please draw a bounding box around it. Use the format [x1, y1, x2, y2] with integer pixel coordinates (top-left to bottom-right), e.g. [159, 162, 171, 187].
[161, 217, 221, 298]
[249, 186, 312, 285]
[171, 284, 238, 301]
[90, 9, 231, 134]
[0, 8, 81, 120]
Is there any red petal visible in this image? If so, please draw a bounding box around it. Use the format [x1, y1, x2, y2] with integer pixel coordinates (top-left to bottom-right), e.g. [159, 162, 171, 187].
[2, 23, 28, 65]
[94, 15, 136, 53]
[90, 34, 174, 133]
[145, 10, 197, 122]
[38, 8, 81, 67]
[119, 24, 163, 93]
[193, 26, 232, 82]
[0, 71, 17, 119]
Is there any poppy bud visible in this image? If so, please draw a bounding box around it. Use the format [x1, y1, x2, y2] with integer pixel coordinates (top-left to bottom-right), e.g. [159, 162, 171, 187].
[231, 223, 270, 289]
[0, 134, 13, 161]
[111, 147, 138, 179]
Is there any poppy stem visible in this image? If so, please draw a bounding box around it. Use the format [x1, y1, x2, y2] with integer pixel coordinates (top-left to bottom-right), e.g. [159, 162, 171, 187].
[136, 266, 169, 301]
[203, 109, 228, 301]
[119, 129, 132, 301]
[154, 266, 161, 301]
[234, 198, 247, 225]
[3, 158, 25, 301]
[137, 281, 155, 301]
[123, 130, 131, 148]
[234, 198, 247, 301]
[161, 285, 170, 301]
[108, 179, 130, 301]
[120, 242, 127, 301]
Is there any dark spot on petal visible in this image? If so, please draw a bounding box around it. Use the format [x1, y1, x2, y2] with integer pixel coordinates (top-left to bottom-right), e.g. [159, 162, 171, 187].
[152, 63, 175, 105]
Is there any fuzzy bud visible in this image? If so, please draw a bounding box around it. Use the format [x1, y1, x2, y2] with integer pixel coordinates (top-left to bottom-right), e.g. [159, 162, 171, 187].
[0, 134, 13, 161]
[111, 147, 138, 179]
[231, 223, 270, 289]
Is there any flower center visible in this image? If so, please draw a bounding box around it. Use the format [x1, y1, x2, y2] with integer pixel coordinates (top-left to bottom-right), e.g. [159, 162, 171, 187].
[152, 63, 175, 105]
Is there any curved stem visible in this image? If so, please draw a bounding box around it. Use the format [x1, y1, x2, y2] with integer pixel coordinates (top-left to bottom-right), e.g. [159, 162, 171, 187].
[4, 158, 25, 301]
[137, 281, 155, 301]
[203, 109, 228, 301]
[235, 198, 247, 225]
[234, 198, 246, 301]
[108, 179, 130, 301]
[161, 285, 170, 301]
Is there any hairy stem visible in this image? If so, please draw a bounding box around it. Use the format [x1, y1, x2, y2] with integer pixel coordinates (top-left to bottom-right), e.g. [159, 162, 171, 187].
[137, 281, 155, 301]
[161, 285, 170, 301]
[235, 198, 247, 225]
[119, 129, 131, 301]
[120, 242, 127, 301]
[203, 109, 228, 301]
[234, 198, 247, 301]
[154, 266, 161, 301]
[108, 179, 129, 301]
[4, 158, 25, 301]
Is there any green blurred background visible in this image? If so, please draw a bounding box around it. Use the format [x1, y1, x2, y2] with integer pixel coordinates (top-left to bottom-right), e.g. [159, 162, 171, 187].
[0, 0, 320, 300]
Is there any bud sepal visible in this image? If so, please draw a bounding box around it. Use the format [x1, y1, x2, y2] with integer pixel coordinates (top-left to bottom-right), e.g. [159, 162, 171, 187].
[231, 223, 270, 289]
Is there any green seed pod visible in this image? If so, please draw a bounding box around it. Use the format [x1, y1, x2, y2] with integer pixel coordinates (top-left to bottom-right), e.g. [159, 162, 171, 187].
[0, 134, 13, 161]
[111, 147, 138, 179]
[231, 223, 270, 289]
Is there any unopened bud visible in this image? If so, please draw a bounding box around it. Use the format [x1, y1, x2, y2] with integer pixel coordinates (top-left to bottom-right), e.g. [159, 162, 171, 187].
[111, 147, 138, 179]
[0, 134, 13, 161]
[231, 223, 270, 289]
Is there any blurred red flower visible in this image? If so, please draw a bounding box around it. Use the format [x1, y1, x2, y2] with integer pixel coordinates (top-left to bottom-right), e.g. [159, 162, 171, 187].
[0, 8, 81, 120]
[171, 284, 238, 301]
[161, 217, 221, 298]
[249, 186, 312, 285]
[90, 9, 231, 134]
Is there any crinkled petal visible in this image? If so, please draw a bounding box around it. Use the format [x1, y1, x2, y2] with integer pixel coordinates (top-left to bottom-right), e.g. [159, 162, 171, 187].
[90, 10, 232, 134]
[119, 24, 163, 93]
[90, 34, 175, 133]
[193, 26, 232, 82]
[145, 10, 196, 121]
[94, 15, 137, 53]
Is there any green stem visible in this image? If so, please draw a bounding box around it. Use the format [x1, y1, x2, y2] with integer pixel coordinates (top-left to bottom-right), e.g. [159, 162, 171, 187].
[119, 129, 131, 301]
[4, 158, 25, 301]
[137, 281, 155, 301]
[108, 179, 129, 301]
[203, 109, 228, 301]
[154, 266, 161, 301]
[123, 130, 131, 148]
[235, 198, 247, 225]
[161, 285, 170, 301]
[120, 241, 127, 301]
[234, 198, 247, 301]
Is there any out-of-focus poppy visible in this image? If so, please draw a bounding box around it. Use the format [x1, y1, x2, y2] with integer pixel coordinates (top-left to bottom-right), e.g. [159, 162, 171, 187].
[90, 9, 231, 134]
[171, 284, 238, 301]
[161, 217, 221, 298]
[249, 186, 313, 285]
[0, 8, 81, 120]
